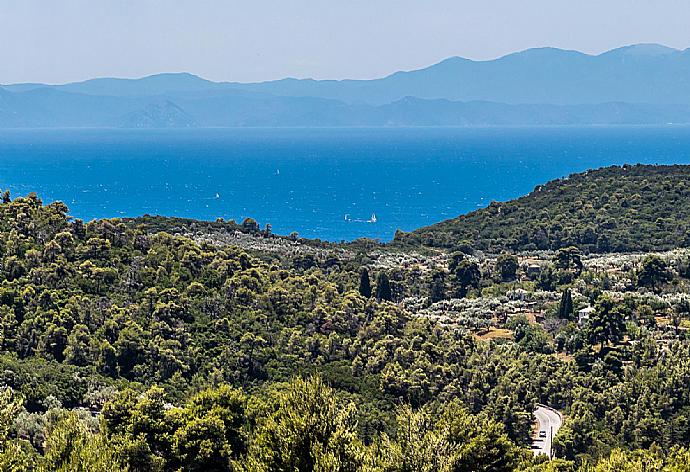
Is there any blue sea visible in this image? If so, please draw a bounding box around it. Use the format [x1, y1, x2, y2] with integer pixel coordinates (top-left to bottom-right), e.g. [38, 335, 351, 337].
[1, 126, 689, 241]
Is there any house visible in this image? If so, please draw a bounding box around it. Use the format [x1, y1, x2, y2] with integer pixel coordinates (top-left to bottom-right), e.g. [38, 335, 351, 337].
[526, 264, 542, 279]
[578, 306, 595, 326]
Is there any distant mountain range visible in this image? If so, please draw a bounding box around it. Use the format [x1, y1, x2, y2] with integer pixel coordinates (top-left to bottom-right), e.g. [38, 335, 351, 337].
[3, 44, 690, 128]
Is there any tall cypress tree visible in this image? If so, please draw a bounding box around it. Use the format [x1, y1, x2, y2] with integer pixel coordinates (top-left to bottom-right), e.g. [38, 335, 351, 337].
[558, 288, 573, 320]
[359, 268, 372, 298]
[375, 272, 392, 302]
[429, 270, 446, 303]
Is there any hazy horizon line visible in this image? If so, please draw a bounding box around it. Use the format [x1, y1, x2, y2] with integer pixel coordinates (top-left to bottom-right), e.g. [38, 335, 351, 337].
[4, 42, 687, 88]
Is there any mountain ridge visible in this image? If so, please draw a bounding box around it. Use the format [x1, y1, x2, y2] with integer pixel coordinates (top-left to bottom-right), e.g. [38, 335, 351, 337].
[4, 43, 690, 127]
[4, 43, 686, 90]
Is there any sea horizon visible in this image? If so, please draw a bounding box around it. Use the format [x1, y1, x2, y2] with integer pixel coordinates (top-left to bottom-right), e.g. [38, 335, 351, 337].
[2, 124, 690, 241]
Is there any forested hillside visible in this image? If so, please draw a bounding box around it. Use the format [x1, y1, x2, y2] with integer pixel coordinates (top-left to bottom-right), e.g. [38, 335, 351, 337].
[0, 188, 690, 470]
[397, 164, 690, 253]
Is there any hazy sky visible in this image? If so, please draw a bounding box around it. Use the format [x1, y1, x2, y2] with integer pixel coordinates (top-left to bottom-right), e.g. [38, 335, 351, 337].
[2, 0, 690, 84]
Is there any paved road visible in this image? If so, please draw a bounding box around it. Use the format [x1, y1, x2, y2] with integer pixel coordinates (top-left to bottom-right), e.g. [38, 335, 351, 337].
[531, 405, 563, 459]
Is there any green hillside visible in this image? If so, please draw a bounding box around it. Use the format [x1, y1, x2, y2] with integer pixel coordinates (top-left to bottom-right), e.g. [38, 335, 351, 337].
[1, 177, 690, 470]
[396, 164, 690, 253]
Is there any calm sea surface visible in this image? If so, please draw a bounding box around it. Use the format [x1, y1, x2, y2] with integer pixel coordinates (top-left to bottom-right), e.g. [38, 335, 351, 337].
[1, 126, 689, 241]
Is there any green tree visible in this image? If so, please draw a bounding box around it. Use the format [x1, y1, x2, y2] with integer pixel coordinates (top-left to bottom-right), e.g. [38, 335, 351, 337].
[171, 415, 229, 471]
[496, 254, 519, 281]
[0, 388, 22, 445]
[359, 268, 372, 299]
[0, 388, 39, 470]
[241, 218, 260, 233]
[587, 295, 626, 351]
[181, 386, 247, 460]
[537, 266, 557, 291]
[588, 448, 662, 472]
[64, 324, 92, 367]
[673, 298, 690, 335]
[636, 255, 672, 293]
[452, 260, 481, 298]
[241, 376, 365, 472]
[558, 289, 574, 320]
[370, 401, 519, 472]
[508, 315, 553, 354]
[101, 387, 171, 471]
[42, 412, 124, 472]
[554, 247, 583, 276]
[448, 252, 466, 273]
[428, 270, 446, 303]
[376, 272, 392, 302]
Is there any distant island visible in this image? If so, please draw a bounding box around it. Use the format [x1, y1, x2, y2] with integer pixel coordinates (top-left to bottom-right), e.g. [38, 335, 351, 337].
[4, 44, 690, 128]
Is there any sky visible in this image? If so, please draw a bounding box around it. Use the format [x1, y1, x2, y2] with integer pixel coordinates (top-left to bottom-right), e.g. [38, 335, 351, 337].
[2, 0, 690, 84]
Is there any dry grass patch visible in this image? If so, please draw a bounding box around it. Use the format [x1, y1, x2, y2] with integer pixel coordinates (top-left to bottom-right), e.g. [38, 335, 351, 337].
[475, 328, 513, 341]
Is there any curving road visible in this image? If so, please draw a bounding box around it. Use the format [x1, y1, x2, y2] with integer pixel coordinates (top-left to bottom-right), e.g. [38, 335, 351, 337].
[531, 405, 563, 459]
